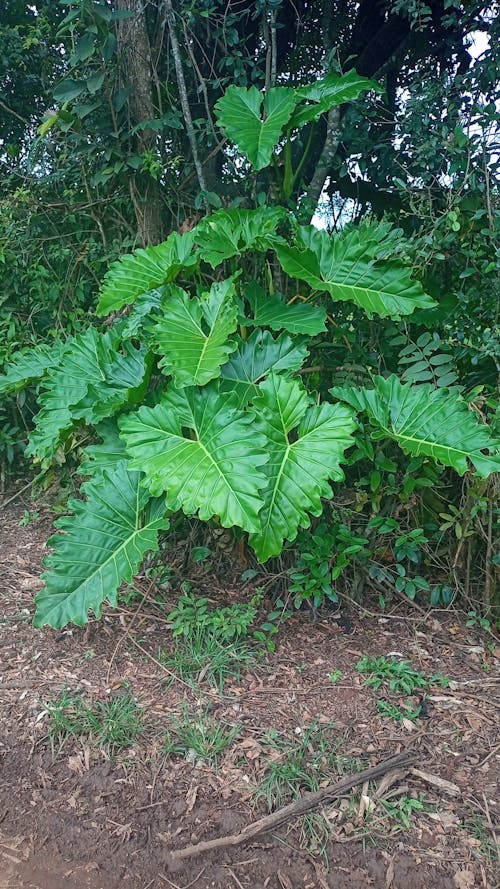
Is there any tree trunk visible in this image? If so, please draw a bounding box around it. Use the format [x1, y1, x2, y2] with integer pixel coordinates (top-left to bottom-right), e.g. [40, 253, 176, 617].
[114, 0, 164, 246]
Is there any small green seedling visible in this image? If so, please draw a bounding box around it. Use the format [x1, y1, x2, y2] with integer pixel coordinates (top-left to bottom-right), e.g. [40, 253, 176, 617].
[381, 794, 427, 828]
[329, 669, 343, 684]
[18, 509, 40, 527]
[376, 699, 422, 723]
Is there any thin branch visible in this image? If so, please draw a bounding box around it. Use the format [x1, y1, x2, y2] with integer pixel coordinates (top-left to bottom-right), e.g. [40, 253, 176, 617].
[303, 105, 341, 219]
[162, 0, 208, 201]
[0, 98, 28, 124]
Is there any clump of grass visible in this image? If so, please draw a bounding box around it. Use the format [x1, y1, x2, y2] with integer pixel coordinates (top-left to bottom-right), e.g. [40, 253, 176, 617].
[163, 705, 240, 766]
[254, 722, 358, 812]
[158, 627, 257, 693]
[44, 688, 143, 754]
[253, 723, 361, 860]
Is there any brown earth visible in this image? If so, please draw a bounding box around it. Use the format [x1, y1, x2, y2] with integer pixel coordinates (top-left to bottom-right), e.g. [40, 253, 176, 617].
[0, 490, 499, 889]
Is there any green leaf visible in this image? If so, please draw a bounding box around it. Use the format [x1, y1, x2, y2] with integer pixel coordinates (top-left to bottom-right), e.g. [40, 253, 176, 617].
[275, 222, 436, 319]
[26, 328, 146, 465]
[220, 329, 308, 406]
[196, 207, 286, 267]
[72, 31, 95, 63]
[152, 277, 239, 387]
[78, 420, 128, 479]
[215, 86, 297, 170]
[121, 290, 163, 338]
[331, 375, 500, 478]
[249, 375, 357, 560]
[202, 205, 285, 262]
[97, 231, 198, 315]
[102, 32, 116, 61]
[120, 385, 268, 532]
[290, 70, 381, 128]
[86, 70, 105, 94]
[0, 342, 66, 395]
[245, 282, 326, 335]
[53, 79, 85, 103]
[34, 463, 169, 628]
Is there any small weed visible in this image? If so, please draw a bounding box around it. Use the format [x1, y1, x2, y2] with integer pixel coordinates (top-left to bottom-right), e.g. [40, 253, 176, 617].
[254, 723, 360, 860]
[163, 706, 240, 766]
[356, 655, 428, 695]
[376, 699, 422, 723]
[167, 589, 260, 641]
[167, 588, 285, 652]
[83, 648, 95, 660]
[464, 814, 500, 865]
[357, 655, 449, 724]
[328, 669, 343, 684]
[356, 655, 449, 694]
[466, 610, 492, 631]
[18, 509, 40, 527]
[83, 694, 143, 753]
[45, 689, 87, 748]
[381, 793, 427, 829]
[45, 688, 143, 754]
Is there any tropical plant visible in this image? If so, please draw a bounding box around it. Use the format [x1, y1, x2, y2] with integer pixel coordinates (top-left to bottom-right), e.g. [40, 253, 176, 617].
[1, 76, 499, 630]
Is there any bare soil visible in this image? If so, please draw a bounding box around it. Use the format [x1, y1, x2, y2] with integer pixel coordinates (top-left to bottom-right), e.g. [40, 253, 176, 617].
[0, 492, 499, 889]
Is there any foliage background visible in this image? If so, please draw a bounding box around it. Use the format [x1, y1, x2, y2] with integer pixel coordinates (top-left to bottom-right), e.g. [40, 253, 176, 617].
[0, 0, 498, 619]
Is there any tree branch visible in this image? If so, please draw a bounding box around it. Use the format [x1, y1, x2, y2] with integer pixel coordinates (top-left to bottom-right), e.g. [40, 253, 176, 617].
[163, 0, 208, 200]
[303, 106, 341, 218]
[170, 750, 416, 861]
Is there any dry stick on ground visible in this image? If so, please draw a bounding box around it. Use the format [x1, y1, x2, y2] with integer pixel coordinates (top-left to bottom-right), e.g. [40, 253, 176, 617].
[170, 750, 416, 861]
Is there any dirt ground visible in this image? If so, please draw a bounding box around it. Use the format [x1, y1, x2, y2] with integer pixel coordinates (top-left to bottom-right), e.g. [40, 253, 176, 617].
[0, 491, 499, 889]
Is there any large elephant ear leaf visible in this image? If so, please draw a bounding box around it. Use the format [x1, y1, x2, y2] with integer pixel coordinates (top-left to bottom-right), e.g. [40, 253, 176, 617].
[26, 328, 146, 466]
[220, 329, 308, 406]
[77, 419, 128, 479]
[34, 462, 170, 629]
[0, 341, 66, 395]
[120, 385, 269, 532]
[275, 222, 436, 319]
[97, 230, 198, 316]
[245, 282, 326, 335]
[196, 207, 286, 267]
[249, 375, 357, 561]
[331, 375, 500, 477]
[290, 69, 381, 128]
[215, 85, 297, 170]
[152, 277, 239, 387]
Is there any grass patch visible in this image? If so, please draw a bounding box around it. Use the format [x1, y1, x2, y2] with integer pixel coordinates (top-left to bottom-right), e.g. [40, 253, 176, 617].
[464, 814, 500, 866]
[255, 722, 359, 811]
[158, 627, 257, 692]
[163, 705, 240, 766]
[376, 699, 422, 723]
[45, 688, 143, 755]
[253, 722, 361, 859]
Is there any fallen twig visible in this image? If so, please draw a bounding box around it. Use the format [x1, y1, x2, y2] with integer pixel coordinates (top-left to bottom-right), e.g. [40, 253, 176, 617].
[170, 750, 416, 861]
[410, 767, 460, 797]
